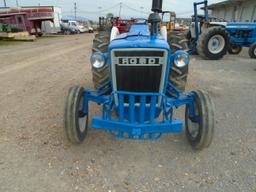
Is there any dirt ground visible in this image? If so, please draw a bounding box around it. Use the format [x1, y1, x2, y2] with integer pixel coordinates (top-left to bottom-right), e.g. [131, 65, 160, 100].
[0, 34, 255, 192]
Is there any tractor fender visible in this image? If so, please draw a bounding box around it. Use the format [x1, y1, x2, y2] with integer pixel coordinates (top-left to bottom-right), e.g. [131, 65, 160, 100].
[110, 26, 120, 41]
[209, 22, 227, 27]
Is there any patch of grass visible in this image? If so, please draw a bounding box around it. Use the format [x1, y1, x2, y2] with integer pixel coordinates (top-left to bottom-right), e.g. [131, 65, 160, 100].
[0, 40, 20, 46]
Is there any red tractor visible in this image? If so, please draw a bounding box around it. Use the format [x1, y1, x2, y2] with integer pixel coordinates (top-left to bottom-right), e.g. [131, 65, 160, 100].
[113, 18, 137, 33]
[98, 16, 137, 33]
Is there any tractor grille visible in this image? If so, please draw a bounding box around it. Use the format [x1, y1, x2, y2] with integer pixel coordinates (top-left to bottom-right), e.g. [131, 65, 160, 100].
[111, 48, 168, 103]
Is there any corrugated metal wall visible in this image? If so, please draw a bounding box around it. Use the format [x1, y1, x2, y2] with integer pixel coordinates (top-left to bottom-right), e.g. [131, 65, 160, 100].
[211, 0, 256, 22]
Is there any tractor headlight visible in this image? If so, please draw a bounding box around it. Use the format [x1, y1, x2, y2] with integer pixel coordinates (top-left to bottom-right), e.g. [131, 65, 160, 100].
[173, 50, 190, 68]
[90, 52, 106, 69]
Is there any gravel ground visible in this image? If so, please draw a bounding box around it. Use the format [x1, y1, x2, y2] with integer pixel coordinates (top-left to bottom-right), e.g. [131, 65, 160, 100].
[0, 34, 255, 192]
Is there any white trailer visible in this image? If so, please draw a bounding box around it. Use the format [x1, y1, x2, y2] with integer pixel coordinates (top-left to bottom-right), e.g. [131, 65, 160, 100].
[41, 6, 62, 34]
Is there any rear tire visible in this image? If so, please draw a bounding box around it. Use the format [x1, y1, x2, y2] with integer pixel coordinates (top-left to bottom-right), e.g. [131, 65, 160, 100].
[197, 27, 228, 60]
[168, 32, 189, 90]
[228, 44, 242, 55]
[249, 43, 256, 59]
[185, 90, 215, 150]
[91, 31, 110, 88]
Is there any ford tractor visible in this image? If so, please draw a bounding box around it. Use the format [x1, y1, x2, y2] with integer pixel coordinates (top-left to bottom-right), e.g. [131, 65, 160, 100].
[64, 0, 215, 150]
[187, 0, 229, 60]
[225, 23, 256, 59]
[187, 0, 256, 59]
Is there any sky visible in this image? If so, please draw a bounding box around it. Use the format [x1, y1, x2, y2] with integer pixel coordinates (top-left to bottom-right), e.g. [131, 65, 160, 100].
[1, 0, 224, 21]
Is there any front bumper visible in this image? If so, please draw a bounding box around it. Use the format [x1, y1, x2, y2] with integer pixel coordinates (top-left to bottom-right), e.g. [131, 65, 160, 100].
[93, 117, 182, 140]
[82, 81, 194, 140]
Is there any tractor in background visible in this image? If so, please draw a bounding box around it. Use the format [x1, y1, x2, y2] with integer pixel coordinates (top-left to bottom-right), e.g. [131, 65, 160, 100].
[98, 16, 136, 33]
[187, 0, 256, 59]
[65, 0, 215, 150]
[186, 0, 229, 60]
[113, 18, 137, 33]
[160, 11, 187, 32]
[160, 11, 176, 33]
[160, 10, 189, 52]
[226, 23, 256, 59]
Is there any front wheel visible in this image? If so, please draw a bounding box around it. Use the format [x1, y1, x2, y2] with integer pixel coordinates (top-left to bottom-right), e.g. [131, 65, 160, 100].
[64, 86, 89, 144]
[228, 44, 242, 55]
[185, 90, 215, 150]
[249, 43, 256, 59]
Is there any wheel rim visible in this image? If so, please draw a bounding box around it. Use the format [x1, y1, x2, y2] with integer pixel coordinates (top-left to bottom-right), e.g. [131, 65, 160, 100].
[208, 35, 225, 54]
[78, 96, 87, 132]
[232, 45, 240, 53]
[187, 103, 200, 139]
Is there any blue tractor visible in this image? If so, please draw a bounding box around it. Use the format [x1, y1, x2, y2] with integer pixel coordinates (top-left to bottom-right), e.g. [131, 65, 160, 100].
[187, 0, 229, 60]
[187, 0, 256, 59]
[226, 23, 256, 58]
[64, 0, 215, 150]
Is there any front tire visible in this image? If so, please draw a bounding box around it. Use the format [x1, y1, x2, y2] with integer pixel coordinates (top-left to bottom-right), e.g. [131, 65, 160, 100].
[249, 43, 256, 59]
[185, 90, 215, 150]
[64, 86, 88, 144]
[228, 44, 242, 55]
[197, 27, 228, 60]
[168, 32, 189, 91]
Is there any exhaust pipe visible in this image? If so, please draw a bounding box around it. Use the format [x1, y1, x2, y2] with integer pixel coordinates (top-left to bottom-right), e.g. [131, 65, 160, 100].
[148, 0, 163, 36]
[152, 0, 163, 13]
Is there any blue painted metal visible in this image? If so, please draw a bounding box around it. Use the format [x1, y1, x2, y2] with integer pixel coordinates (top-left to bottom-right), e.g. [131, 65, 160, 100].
[193, 0, 208, 43]
[81, 17, 197, 140]
[108, 34, 170, 50]
[81, 82, 196, 140]
[226, 22, 256, 47]
[108, 24, 173, 101]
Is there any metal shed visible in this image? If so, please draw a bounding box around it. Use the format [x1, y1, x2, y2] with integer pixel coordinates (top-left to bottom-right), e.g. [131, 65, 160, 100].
[208, 0, 256, 22]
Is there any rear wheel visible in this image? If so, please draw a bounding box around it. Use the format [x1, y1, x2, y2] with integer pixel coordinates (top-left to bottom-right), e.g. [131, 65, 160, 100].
[249, 43, 256, 59]
[64, 86, 88, 144]
[228, 44, 242, 55]
[91, 31, 110, 88]
[168, 32, 189, 90]
[197, 27, 228, 60]
[185, 90, 215, 150]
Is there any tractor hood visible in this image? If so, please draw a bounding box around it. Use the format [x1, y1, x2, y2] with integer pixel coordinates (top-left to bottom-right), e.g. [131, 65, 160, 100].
[226, 22, 256, 30]
[109, 24, 170, 51]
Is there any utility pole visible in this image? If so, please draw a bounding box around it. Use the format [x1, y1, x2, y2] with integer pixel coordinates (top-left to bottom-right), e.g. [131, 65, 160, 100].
[140, 6, 144, 18]
[98, 6, 102, 18]
[119, 2, 122, 18]
[16, 0, 19, 7]
[3, 0, 6, 7]
[74, 2, 77, 21]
